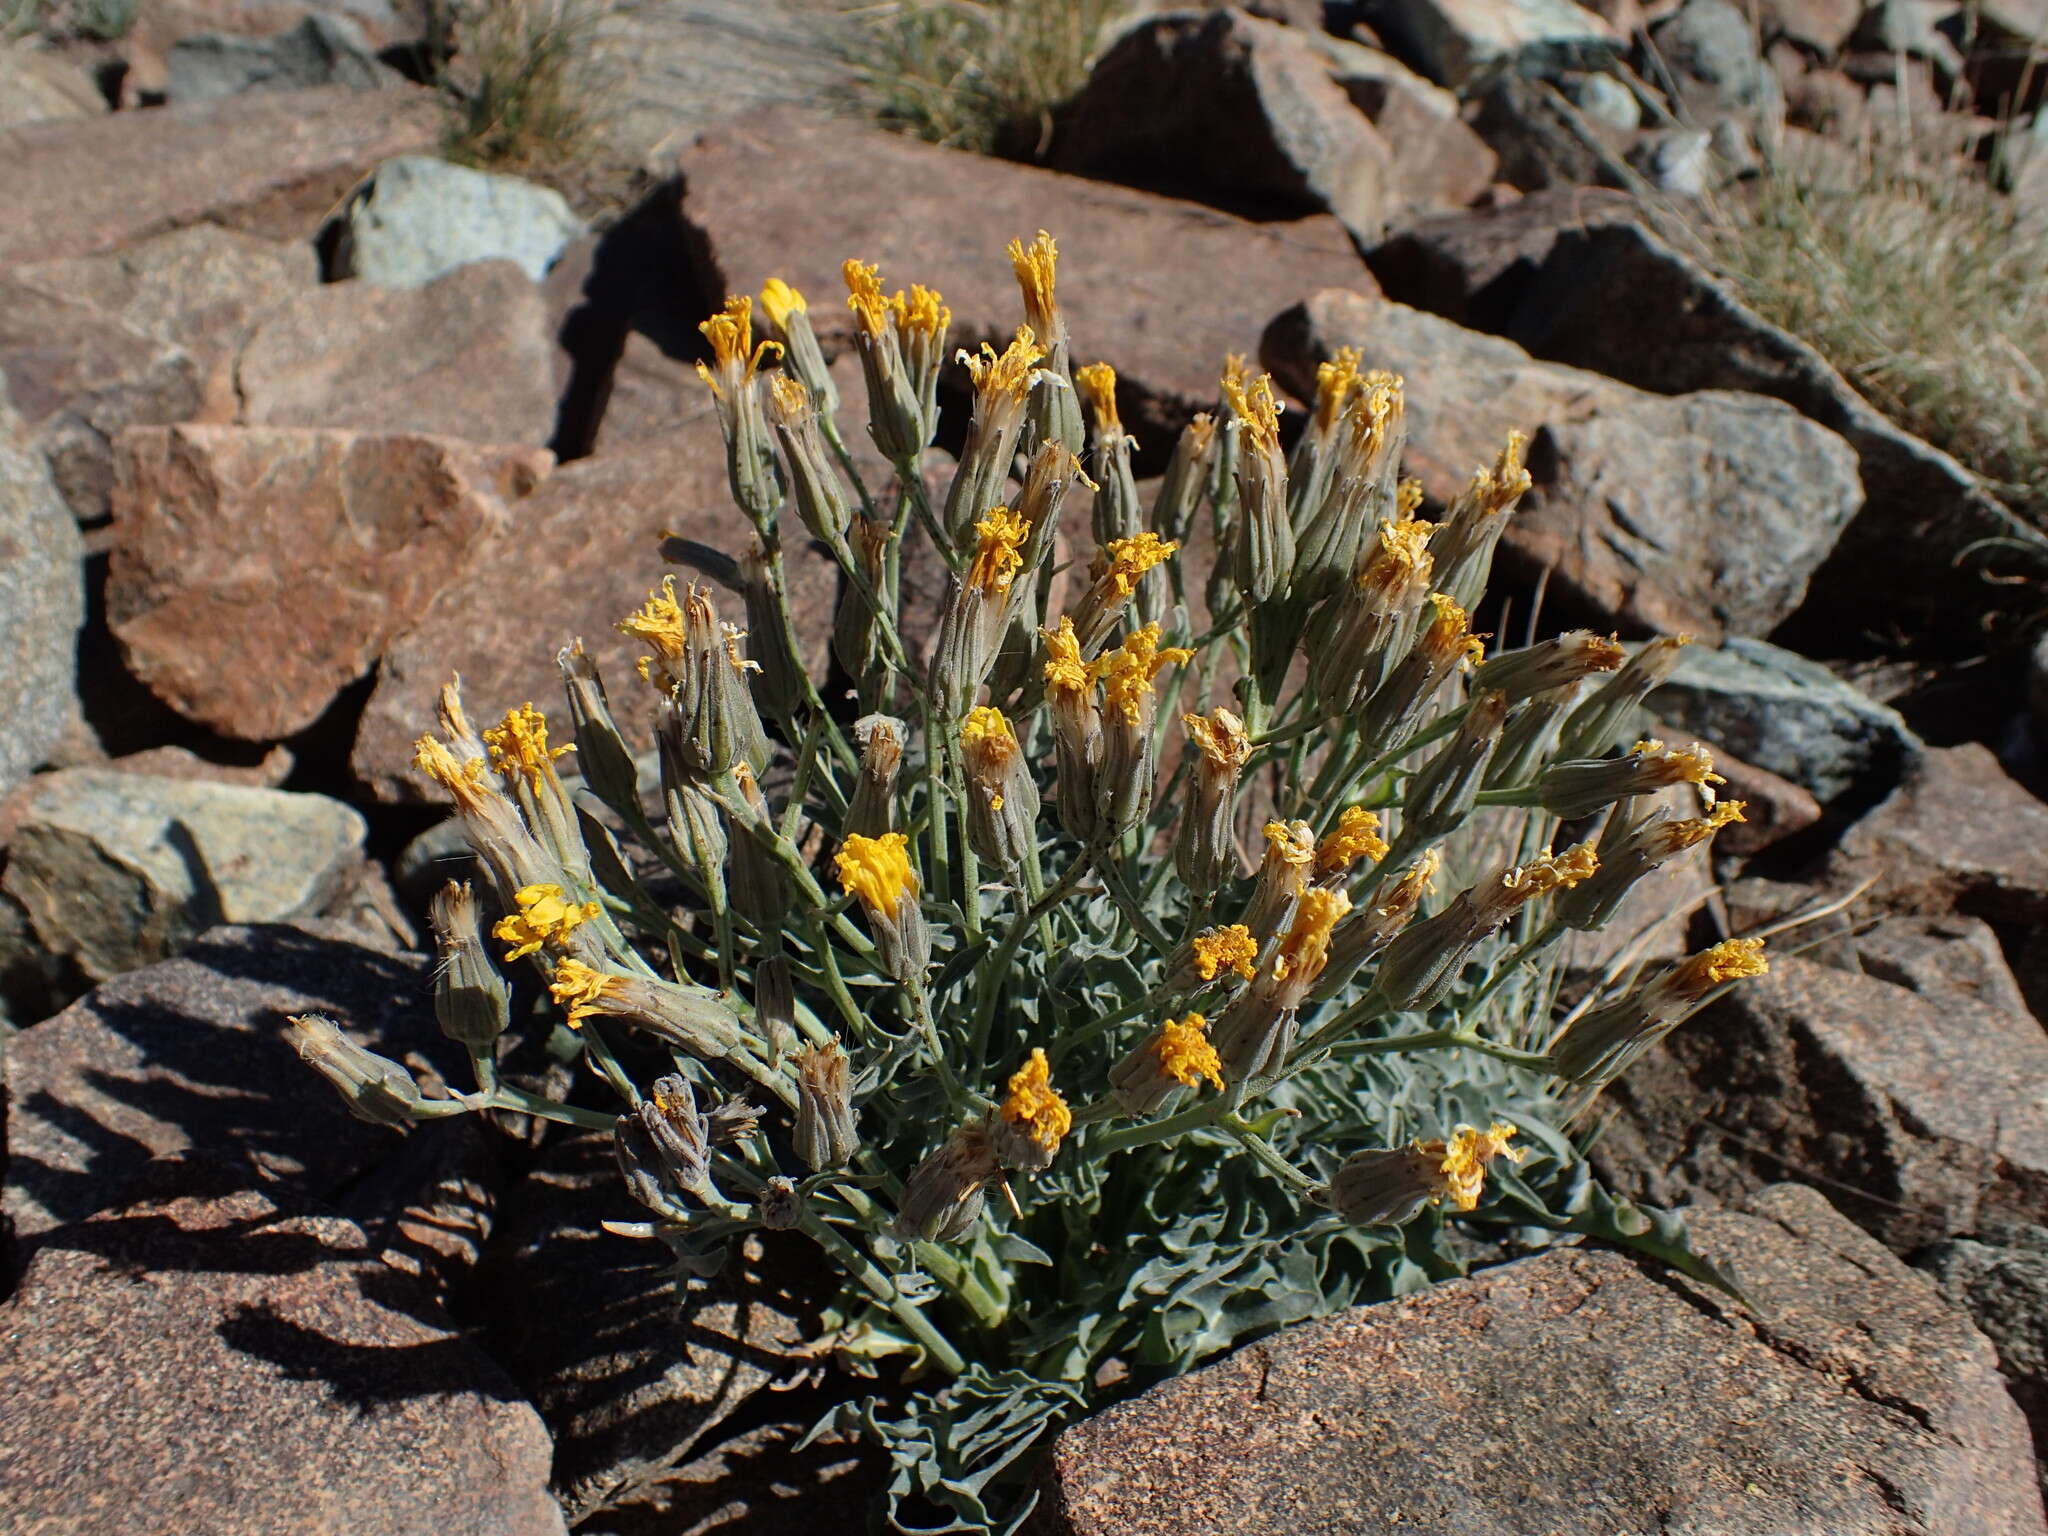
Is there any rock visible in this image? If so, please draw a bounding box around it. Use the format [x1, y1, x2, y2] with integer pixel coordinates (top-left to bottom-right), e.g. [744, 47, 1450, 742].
[575, 1416, 882, 1536]
[1648, 0, 1785, 121]
[1917, 1221, 2048, 1499]
[1849, 0, 1965, 79]
[1039, 1182, 2047, 1536]
[0, 83, 442, 266]
[0, 224, 318, 519]
[1831, 743, 2048, 924]
[330, 154, 585, 288]
[0, 924, 461, 1236]
[1707, 748, 1822, 855]
[1599, 955, 2048, 1252]
[1626, 125, 1719, 193]
[1758, 0, 1863, 53]
[1467, 71, 1637, 190]
[674, 105, 1372, 449]
[236, 258, 562, 445]
[1311, 33, 1499, 212]
[1647, 635, 1919, 804]
[1367, 0, 1621, 87]
[106, 424, 552, 740]
[1854, 913, 2036, 1021]
[473, 1133, 806, 1524]
[1562, 67, 1642, 128]
[0, 387, 85, 799]
[0, 39, 107, 129]
[105, 741, 296, 787]
[1477, 219, 2048, 641]
[1262, 287, 1863, 639]
[0, 772, 366, 986]
[1052, 11, 1401, 242]
[164, 11, 397, 102]
[0, 1158, 565, 1536]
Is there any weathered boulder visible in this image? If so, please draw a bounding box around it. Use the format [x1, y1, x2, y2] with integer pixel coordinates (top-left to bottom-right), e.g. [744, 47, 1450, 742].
[1263, 287, 1863, 638]
[1599, 955, 2048, 1253]
[0, 925, 456, 1237]
[0, 1157, 564, 1536]
[1648, 0, 1785, 122]
[106, 424, 553, 739]
[163, 11, 396, 102]
[0, 39, 106, 130]
[1040, 1183, 2047, 1535]
[329, 154, 586, 287]
[1052, 10, 1402, 242]
[1366, 0, 1621, 87]
[236, 258, 562, 445]
[0, 82, 441, 265]
[1917, 1219, 2048, 1499]
[0, 772, 366, 986]
[1648, 635, 1919, 804]
[1310, 33, 1498, 213]
[0, 386, 84, 799]
[1854, 912, 2036, 1021]
[674, 105, 1373, 449]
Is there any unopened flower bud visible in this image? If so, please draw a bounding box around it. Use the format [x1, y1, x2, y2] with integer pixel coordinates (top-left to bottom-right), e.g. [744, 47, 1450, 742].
[740, 541, 805, 718]
[793, 1038, 860, 1171]
[1395, 690, 1508, 854]
[757, 1175, 803, 1230]
[1427, 432, 1530, 611]
[1474, 630, 1626, 706]
[1093, 625, 1193, 841]
[1152, 414, 1216, 546]
[1548, 938, 1768, 1087]
[943, 329, 1047, 544]
[834, 514, 893, 690]
[846, 715, 906, 839]
[1534, 738, 1725, 821]
[1110, 1012, 1226, 1116]
[834, 831, 929, 980]
[658, 715, 729, 903]
[759, 278, 837, 416]
[725, 761, 786, 935]
[1225, 371, 1294, 603]
[959, 707, 1039, 869]
[429, 881, 510, 1049]
[896, 1122, 1000, 1241]
[1327, 1122, 1523, 1226]
[1009, 231, 1085, 458]
[287, 1013, 421, 1128]
[1042, 617, 1103, 842]
[696, 296, 785, 530]
[1484, 684, 1580, 791]
[754, 953, 798, 1064]
[1175, 708, 1251, 894]
[557, 641, 640, 813]
[990, 1047, 1071, 1172]
[1556, 635, 1692, 759]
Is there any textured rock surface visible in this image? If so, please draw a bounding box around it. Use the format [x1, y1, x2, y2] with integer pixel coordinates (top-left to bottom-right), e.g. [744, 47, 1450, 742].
[1648, 636, 1919, 803]
[107, 424, 553, 739]
[1264, 287, 1863, 638]
[0, 82, 442, 265]
[0, 387, 85, 799]
[1052, 10, 1400, 242]
[0, 39, 107, 129]
[1917, 1220, 2048, 1498]
[1600, 955, 2048, 1252]
[1374, 0, 1620, 87]
[675, 106, 1372, 448]
[236, 258, 562, 445]
[331, 155, 586, 287]
[1, 773, 366, 986]
[474, 1134, 808, 1523]
[0, 1158, 565, 1536]
[1312, 32, 1497, 213]
[164, 11, 396, 102]
[1040, 1183, 2047, 1535]
[0, 925, 451, 1238]
[1854, 913, 2037, 1021]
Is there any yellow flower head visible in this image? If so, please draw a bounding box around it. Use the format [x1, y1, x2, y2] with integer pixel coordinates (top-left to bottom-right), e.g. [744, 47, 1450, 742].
[483, 703, 574, 789]
[412, 733, 494, 812]
[1314, 346, 1362, 433]
[1183, 708, 1250, 775]
[1007, 229, 1060, 335]
[549, 957, 619, 1027]
[1222, 369, 1283, 452]
[1346, 369, 1404, 453]
[1376, 847, 1442, 923]
[1358, 515, 1437, 600]
[1191, 924, 1259, 982]
[1315, 806, 1388, 877]
[1653, 799, 1747, 855]
[961, 327, 1046, 408]
[1629, 739, 1727, 790]
[1153, 1013, 1224, 1092]
[1669, 936, 1769, 1001]
[844, 258, 890, 338]
[1102, 531, 1180, 597]
[1430, 1122, 1524, 1211]
[1262, 819, 1317, 869]
[999, 1047, 1071, 1155]
[619, 576, 690, 667]
[1272, 888, 1353, 984]
[1470, 430, 1532, 515]
[768, 372, 809, 424]
[959, 707, 1018, 803]
[1422, 591, 1487, 670]
[1075, 361, 1121, 432]
[1094, 623, 1194, 725]
[695, 295, 780, 396]
[896, 283, 949, 344]
[835, 831, 917, 916]
[492, 882, 601, 961]
[1510, 843, 1601, 901]
[1041, 616, 1094, 704]
[1397, 477, 1425, 515]
[721, 621, 762, 675]
[758, 278, 806, 331]
[968, 505, 1030, 595]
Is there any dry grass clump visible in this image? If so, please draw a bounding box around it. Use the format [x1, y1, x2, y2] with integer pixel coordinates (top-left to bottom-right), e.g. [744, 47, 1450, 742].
[443, 0, 605, 173]
[1671, 127, 2048, 527]
[839, 0, 1127, 155]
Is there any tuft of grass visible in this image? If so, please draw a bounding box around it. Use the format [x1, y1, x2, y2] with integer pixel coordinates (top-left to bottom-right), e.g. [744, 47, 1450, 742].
[1666, 127, 2048, 528]
[442, 0, 606, 174]
[840, 0, 1127, 157]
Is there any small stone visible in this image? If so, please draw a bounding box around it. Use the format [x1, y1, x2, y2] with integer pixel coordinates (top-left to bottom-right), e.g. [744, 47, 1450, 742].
[1757, 0, 1863, 53]
[106, 424, 553, 740]
[0, 1156, 564, 1536]
[237, 258, 562, 445]
[330, 154, 586, 287]
[0, 386, 85, 800]
[0, 771, 366, 985]
[164, 12, 397, 102]
[1648, 635, 1920, 803]
[1563, 68, 1642, 129]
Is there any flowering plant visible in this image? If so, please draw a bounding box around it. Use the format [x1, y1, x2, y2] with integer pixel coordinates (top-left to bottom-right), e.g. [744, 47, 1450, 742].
[292, 234, 1769, 1532]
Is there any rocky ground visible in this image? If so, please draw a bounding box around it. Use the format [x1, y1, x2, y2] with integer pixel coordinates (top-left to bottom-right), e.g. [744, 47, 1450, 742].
[4, 0, 2048, 1530]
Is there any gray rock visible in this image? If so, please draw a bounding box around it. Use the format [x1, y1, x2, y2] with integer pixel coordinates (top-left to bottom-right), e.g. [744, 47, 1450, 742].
[0, 770, 366, 985]
[1627, 125, 1716, 193]
[1467, 70, 1637, 191]
[1, 924, 455, 1238]
[1849, 0, 1965, 76]
[1563, 68, 1641, 130]
[1649, 0, 1784, 121]
[1042, 1183, 2048, 1536]
[330, 155, 585, 287]
[1647, 635, 1919, 803]
[1917, 1221, 2048, 1501]
[0, 1155, 565, 1536]
[165, 12, 398, 103]
[1370, 0, 1622, 88]
[1854, 913, 2036, 1022]
[1308, 32, 1499, 213]
[0, 384, 85, 800]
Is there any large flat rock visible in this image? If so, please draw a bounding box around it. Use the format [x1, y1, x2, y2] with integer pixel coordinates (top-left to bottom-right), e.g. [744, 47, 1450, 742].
[0, 386, 83, 798]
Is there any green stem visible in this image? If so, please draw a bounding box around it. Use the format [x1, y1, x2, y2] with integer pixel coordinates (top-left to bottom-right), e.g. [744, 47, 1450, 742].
[1093, 854, 1174, 955]
[801, 1213, 968, 1377]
